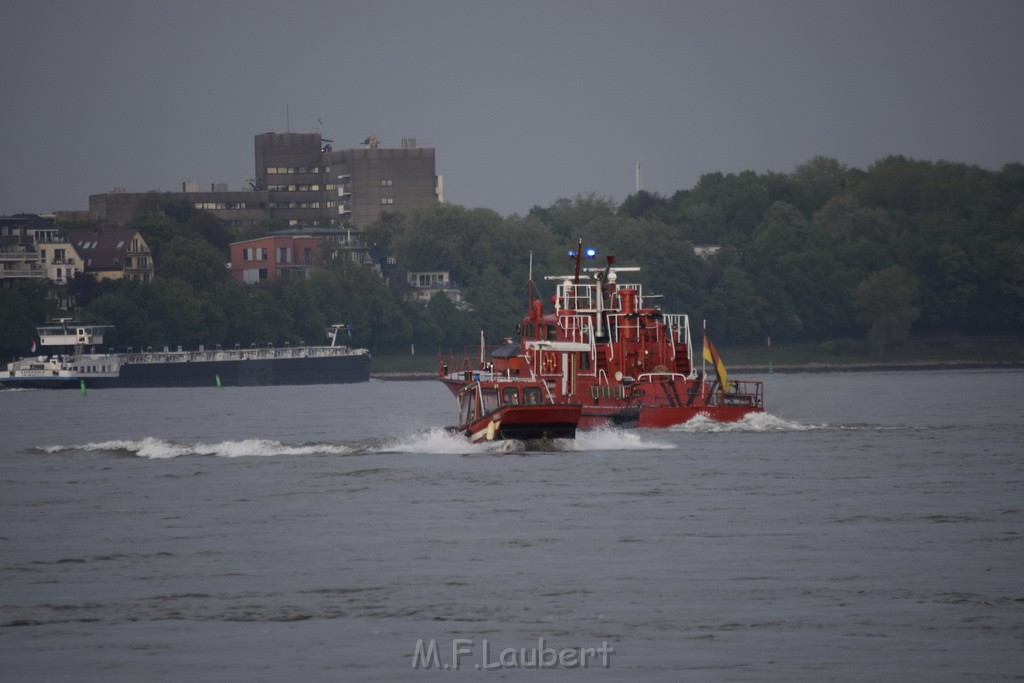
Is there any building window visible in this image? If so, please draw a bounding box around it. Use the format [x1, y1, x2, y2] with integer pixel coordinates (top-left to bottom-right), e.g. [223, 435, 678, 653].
[380, 179, 393, 187]
[381, 197, 394, 205]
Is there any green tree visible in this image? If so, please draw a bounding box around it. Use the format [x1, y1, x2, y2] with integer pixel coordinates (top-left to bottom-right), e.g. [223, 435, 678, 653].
[158, 236, 231, 289]
[395, 204, 502, 282]
[186, 212, 234, 253]
[527, 194, 617, 242]
[426, 292, 474, 349]
[313, 261, 411, 351]
[852, 266, 920, 356]
[619, 190, 668, 220]
[790, 156, 850, 216]
[216, 283, 284, 345]
[0, 281, 59, 360]
[750, 201, 809, 263]
[683, 171, 770, 246]
[133, 212, 181, 264]
[82, 285, 156, 348]
[702, 264, 772, 342]
[363, 212, 406, 254]
[465, 266, 522, 344]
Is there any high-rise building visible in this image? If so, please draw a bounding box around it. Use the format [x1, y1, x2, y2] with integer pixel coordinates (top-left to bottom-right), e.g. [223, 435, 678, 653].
[90, 133, 442, 230]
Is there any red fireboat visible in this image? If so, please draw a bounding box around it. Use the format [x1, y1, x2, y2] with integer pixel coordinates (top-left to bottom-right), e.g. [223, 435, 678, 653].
[439, 243, 764, 436]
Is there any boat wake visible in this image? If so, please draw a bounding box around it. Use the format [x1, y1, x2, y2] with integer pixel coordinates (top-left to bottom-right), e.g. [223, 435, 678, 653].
[672, 412, 828, 433]
[378, 427, 673, 454]
[575, 427, 675, 451]
[38, 437, 359, 459]
[36, 426, 678, 459]
[377, 427, 486, 455]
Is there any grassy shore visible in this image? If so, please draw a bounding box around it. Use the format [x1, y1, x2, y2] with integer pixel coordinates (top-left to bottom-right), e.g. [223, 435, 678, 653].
[371, 336, 1024, 376]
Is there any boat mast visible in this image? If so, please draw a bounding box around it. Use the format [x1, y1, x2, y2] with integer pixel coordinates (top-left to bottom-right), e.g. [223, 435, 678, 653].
[527, 251, 533, 313]
[701, 318, 707, 389]
[572, 238, 583, 285]
[593, 255, 617, 339]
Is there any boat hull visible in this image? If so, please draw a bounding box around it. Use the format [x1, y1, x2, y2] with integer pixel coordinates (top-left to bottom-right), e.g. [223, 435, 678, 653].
[579, 403, 760, 429]
[116, 353, 371, 388]
[463, 404, 583, 443]
[0, 353, 370, 389]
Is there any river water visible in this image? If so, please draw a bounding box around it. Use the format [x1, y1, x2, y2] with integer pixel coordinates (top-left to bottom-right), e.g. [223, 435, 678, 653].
[0, 369, 1021, 681]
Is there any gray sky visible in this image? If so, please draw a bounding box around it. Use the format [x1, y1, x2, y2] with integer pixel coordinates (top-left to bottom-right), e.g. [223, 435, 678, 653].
[4, 0, 1022, 218]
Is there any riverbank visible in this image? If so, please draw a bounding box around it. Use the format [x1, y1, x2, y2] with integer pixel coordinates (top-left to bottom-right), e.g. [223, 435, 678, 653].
[370, 336, 1024, 379]
[371, 360, 1024, 380]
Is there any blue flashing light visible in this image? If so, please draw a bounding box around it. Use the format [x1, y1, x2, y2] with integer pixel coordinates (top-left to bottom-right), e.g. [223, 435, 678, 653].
[568, 248, 597, 258]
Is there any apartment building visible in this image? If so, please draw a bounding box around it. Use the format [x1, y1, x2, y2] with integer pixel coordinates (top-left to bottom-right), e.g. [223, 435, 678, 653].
[0, 213, 50, 285]
[90, 133, 442, 230]
[405, 270, 463, 305]
[64, 228, 154, 282]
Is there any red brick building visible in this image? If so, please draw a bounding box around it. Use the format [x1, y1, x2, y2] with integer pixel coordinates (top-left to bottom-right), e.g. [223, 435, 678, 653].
[229, 235, 320, 284]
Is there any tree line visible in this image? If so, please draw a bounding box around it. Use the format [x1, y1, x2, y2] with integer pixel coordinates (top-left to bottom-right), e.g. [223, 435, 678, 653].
[1, 155, 1021, 360]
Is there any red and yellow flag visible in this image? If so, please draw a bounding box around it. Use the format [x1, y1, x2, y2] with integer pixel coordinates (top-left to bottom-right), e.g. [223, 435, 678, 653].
[702, 335, 729, 390]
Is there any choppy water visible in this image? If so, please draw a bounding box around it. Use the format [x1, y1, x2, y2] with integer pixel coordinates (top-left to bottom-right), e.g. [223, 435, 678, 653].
[1, 370, 1021, 681]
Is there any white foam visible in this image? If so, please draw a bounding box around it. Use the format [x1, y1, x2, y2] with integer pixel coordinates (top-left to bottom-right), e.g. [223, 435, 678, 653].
[574, 427, 675, 451]
[377, 427, 484, 455]
[377, 426, 677, 454]
[40, 417, 829, 460]
[671, 412, 826, 433]
[39, 437, 355, 459]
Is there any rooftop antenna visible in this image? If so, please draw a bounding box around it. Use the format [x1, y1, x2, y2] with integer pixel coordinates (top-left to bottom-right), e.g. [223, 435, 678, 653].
[635, 161, 643, 193]
[286, 104, 290, 133]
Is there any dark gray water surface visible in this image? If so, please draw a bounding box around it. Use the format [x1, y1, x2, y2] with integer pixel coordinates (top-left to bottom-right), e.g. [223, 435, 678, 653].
[1, 370, 1021, 681]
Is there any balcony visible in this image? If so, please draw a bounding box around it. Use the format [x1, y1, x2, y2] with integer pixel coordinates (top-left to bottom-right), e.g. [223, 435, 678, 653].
[0, 265, 46, 279]
[0, 250, 40, 262]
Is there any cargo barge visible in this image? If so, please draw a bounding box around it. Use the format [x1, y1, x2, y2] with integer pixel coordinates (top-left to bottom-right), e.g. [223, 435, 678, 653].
[2, 321, 370, 389]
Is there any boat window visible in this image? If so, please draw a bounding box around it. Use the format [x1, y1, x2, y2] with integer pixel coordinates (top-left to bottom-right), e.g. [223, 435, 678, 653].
[460, 393, 473, 424]
[579, 351, 590, 371]
[481, 388, 499, 413]
[547, 324, 557, 341]
[524, 387, 541, 405]
[502, 387, 519, 405]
